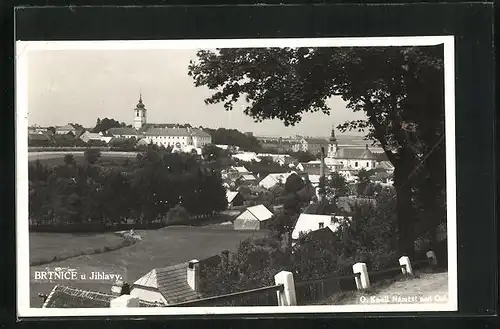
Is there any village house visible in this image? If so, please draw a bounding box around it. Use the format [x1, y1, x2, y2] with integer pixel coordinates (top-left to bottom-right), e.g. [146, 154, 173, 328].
[226, 190, 245, 208]
[258, 172, 295, 190]
[233, 204, 274, 230]
[41, 285, 162, 308]
[79, 130, 104, 143]
[55, 124, 77, 135]
[291, 213, 351, 245]
[231, 152, 261, 163]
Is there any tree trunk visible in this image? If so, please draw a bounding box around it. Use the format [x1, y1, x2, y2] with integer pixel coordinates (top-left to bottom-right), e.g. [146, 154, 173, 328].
[393, 163, 417, 259]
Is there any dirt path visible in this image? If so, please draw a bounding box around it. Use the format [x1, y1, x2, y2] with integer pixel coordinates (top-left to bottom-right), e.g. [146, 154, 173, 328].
[342, 271, 449, 305]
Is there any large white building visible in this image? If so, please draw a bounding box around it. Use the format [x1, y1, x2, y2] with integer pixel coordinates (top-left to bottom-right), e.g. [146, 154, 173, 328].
[323, 126, 380, 172]
[106, 95, 212, 149]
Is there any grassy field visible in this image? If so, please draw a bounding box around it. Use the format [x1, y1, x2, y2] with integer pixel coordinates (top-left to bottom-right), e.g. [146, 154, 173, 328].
[29, 232, 132, 266]
[28, 155, 136, 167]
[29, 226, 269, 307]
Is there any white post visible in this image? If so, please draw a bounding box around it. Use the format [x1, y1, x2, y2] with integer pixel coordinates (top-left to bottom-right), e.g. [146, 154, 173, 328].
[274, 271, 297, 306]
[110, 295, 140, 308]
[399, 256, 413, 275]
[426, 250, 438, 266]
[352, 262, 370, 290]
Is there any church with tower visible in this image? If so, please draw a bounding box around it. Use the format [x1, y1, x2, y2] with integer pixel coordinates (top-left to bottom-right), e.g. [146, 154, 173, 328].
[106, 95, 212, 150]
[324, 125, 380, 172]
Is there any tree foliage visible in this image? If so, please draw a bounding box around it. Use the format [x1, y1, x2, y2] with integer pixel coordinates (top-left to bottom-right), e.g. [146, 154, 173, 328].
[28, 146, 228, 226]
[93, 117, 129, 133]
[188, 46, 446, 257]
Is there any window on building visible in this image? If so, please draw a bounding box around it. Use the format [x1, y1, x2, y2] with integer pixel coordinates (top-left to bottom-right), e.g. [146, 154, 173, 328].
[367, 162, 369, 167]
[355, 162, 358, 167]
[319, 222, 324, 229]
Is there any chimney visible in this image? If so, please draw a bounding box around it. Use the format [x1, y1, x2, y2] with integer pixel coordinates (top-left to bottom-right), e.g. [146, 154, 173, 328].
[187, 259, 200, 291]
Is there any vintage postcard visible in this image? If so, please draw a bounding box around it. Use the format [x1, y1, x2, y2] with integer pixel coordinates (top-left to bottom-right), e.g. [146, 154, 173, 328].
[16, 36, 457, 317]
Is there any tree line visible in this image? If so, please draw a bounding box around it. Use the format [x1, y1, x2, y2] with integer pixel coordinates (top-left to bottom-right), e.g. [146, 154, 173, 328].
[28, 146, 227, 227]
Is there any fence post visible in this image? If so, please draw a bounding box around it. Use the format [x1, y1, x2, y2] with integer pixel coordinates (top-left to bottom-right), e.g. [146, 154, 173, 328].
[274, 271, 297, 306]
[352, 262, 370, 290]
[399, 256, 413, 275]
[426, 250, 438, 267]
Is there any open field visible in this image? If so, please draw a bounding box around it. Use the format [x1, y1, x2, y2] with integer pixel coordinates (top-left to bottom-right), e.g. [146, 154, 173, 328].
[28, 151, 137, 166]
[29, 232, 132, 266]
[29, 226, 269, 307]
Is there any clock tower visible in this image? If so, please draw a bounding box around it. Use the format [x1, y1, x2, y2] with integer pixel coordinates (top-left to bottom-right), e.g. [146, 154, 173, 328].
[133, 94, 147, 130]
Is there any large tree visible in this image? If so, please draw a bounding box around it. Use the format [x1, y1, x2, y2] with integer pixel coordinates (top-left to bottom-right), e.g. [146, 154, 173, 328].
[188, 46, 445, 257]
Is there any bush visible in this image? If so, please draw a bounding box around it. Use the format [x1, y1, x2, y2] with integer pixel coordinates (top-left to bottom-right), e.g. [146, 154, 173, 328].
[163, 204, 189, 225]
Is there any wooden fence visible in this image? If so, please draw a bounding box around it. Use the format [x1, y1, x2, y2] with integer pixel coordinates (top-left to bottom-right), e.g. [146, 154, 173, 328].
[295, 273, 360, 305]
[166, 284, 283, 307]
[295, 256, 435, 305]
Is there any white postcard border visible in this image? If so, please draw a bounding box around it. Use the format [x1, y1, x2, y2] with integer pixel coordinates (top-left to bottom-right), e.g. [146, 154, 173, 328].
[16, 36, 457, 317]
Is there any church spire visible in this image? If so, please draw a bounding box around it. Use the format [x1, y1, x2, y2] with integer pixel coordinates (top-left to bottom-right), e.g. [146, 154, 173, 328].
[329, 124, 337, 143]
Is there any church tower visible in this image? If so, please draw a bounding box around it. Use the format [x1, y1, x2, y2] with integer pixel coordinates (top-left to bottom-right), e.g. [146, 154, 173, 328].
[328, 125, 338, 157]
[133, 94, 147, 130]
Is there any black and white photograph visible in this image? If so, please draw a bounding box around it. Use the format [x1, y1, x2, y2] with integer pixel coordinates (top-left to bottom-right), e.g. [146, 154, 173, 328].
[16, 37, 457, 316]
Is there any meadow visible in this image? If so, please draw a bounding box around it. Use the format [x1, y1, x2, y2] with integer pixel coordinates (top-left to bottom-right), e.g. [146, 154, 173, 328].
[30, 232, 131, 266]
[29, 226, 269, 307]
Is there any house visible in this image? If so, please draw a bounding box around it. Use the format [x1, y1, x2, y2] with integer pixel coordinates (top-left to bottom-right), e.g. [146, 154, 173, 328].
[226, 190, 245, 208]
[107, 127, 139, 139]
[130, 260, 205, 305]
[292, 226, 338, 249]
[291, 213, 350, 242]
[299, 161, 322, 175]
[55, 124, 76, 135]
[79, 130, 104, 143]
[42, 285, 162, 308]
[236, 174, 258, 185]
[232, 152, 261, 162]
[258, 172, 295, 190]
[233, 204, 274, 230]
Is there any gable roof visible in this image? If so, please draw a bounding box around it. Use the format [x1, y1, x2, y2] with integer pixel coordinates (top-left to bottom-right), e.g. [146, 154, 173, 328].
[243, 204, 274, 222]
[292, 213, 348, 240]
[233, 166, 249, 173]
[56, 124, 76, 131]
[81, 132, 103, 140]
[240, 174, 257, 181]
[226, 191, 240, 203]
[334, 147, 377, 160]
[42, 285, 162, 308]
[107, 127, 139, 136]
[263, 172, 293, 183]
[133, 262, 201, 305]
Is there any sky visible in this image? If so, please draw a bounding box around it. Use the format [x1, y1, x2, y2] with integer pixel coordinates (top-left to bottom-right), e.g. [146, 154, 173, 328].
[28, 49, 367, 137]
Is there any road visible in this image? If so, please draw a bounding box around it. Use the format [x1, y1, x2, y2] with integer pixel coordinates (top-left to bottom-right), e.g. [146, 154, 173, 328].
[343, 271, 449, 305]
